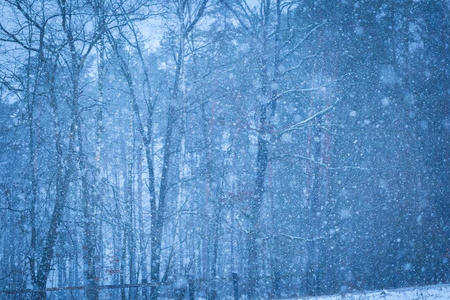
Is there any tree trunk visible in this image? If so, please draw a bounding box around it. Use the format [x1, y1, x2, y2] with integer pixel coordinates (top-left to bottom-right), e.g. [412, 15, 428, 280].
[150, 108, 175, 300]
[32, 59, 73, 300]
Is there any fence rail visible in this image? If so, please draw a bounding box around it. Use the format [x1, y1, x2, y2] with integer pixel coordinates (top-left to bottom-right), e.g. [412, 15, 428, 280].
[0, 273, 250, 298]
[0, 281, 158, 295]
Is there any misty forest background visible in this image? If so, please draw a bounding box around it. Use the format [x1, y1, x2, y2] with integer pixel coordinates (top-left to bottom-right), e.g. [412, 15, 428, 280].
[0, 0, 449, 299]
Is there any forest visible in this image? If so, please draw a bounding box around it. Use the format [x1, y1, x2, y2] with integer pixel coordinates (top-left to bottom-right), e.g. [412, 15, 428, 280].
[0, 0, 449, 299]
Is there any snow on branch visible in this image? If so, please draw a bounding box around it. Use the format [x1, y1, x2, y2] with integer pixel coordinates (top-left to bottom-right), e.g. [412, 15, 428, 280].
[281, 21, 327, 61]
[275, 233, 325, 242]
[271, 154, 368, 171]
[275, 100, 339, 138]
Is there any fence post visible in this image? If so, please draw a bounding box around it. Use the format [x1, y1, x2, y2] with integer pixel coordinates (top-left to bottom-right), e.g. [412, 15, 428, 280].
[188, 276, 195, 300]
[232, 273, 239, 300]
[142, 278, 148, 300]
[273, 269, 281, 299]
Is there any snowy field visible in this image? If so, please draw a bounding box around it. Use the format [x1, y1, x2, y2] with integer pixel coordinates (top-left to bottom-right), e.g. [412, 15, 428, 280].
[287, 284, 450, 300]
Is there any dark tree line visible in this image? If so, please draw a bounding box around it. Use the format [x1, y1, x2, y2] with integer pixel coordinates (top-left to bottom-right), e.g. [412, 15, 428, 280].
[0, 0, 449, 299]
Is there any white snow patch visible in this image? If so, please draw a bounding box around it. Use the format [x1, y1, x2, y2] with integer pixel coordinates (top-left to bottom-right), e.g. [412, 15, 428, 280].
[284, 283, 450, 300]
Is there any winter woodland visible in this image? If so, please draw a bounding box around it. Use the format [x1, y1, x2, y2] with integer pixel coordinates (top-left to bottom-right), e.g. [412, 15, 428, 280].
[0, 0, 449, 299]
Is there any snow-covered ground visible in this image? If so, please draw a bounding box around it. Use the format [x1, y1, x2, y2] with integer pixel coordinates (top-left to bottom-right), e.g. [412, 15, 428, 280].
[288, 284, 450, 300]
